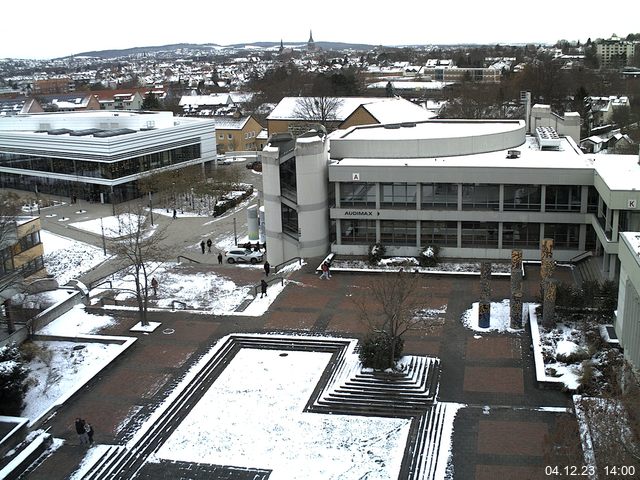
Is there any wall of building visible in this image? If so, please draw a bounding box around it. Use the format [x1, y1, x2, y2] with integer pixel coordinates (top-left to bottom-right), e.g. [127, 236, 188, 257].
[616, 234, 640, 368]
[530, 105, 581, 143]
[340, 108, 378, 130]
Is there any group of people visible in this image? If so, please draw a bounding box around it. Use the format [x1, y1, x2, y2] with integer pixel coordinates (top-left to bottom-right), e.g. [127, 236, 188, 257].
[74, 418, 94, 447]
[200, 239, 213, 254]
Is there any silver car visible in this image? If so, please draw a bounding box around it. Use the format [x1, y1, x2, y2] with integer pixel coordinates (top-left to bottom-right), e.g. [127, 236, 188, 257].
[225, 248, 264, 264]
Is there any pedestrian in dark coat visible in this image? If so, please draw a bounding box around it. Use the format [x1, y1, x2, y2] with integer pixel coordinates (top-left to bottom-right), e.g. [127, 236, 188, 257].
[173, 209, 177, 219]
[260, 279, 268, 298]
[151, 277, 159, 296]
[75, 418, 89, 446]
[207, 239, 212, 253]
[85, 422, 95, 445]
[200, 240, 206, 254]
[264, 261, 270, 276]
[217, 252, 223, 264]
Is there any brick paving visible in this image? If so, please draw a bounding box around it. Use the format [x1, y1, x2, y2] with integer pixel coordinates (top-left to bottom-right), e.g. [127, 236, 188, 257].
[25, 260, 579, 479]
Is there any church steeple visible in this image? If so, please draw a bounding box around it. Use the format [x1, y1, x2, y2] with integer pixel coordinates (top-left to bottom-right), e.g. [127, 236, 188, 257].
[307, 30, 316, 52]
[279, 39, 284, 54]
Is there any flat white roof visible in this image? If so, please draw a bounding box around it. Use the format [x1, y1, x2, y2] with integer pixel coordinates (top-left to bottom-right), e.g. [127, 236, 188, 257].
[339, 120, 524, 141]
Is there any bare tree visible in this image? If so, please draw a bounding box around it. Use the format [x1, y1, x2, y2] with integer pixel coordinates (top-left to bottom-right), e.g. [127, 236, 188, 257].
[292, 96, 344, 132]
[351, 271, 433, 369]
[107, 203, 170, 326]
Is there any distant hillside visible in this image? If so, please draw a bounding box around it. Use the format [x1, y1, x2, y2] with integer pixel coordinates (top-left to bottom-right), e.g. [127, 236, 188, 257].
[70, 43, 223, 59]
[68, 41, 380, 59]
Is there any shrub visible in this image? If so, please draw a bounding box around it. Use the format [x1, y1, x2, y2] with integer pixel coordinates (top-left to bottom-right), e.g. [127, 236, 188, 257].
[419, 245, 440, 267]
[0, 343, 29, 416]
[358, 332, 404, 370]
[368, 243, 386, 265]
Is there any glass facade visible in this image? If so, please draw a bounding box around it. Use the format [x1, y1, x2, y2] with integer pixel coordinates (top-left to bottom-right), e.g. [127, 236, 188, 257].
[502, 222, 540, 248]
[421, 183, 458, 209]
[381, 183, 417, 209]
[503, 185, 541, 211]
[462, 184, 500, 210]
[341, 219, 376, 244]
[545, 185, 581, 212]
[279, 157, 297, 202]
[340, 183, 376, 208]
[420, 221, 458, 247]
[0, 144, 200, 180]
[380, 220, 416, 246]
[281, 204, 298, 238]
[461, 222, 499, 248]
[544, 223, 580, 249]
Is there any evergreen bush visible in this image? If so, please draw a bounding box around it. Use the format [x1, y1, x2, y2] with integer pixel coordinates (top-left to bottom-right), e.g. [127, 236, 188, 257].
[368, 243, 386, 265]
[419, 245, 440, 267]
[0, 343, 29, 416]
[358, 332, 404, 370]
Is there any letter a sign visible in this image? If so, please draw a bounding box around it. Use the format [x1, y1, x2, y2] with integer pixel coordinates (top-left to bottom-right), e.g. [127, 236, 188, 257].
[629, 199, 637, 209]
[352, 173, 360, 181]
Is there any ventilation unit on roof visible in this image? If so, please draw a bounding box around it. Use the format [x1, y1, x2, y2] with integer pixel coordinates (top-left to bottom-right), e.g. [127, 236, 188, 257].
[507, 150, 521, 159]
[383, 123, 401, 129]
[535, 126, 561, 149]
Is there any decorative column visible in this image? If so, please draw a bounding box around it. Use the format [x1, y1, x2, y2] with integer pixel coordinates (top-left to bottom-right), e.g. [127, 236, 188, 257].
[479, 262, 492, 328]
[510, 249, 523, 329]
[540, 238, 556, 328]
[542, 280, 557, 328]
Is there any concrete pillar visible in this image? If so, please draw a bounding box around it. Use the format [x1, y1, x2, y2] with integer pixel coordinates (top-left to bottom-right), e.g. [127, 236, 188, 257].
[247, 205, 259, 241]
[543, 281, 557, 328]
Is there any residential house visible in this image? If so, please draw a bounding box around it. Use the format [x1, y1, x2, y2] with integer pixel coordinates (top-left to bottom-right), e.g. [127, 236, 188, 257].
[0, 97, 43, 116]
[266, 97, 436, 137]
[37, 93, 101, 112]
[92, 89, 146, 110]
[212, 114, 263, 153]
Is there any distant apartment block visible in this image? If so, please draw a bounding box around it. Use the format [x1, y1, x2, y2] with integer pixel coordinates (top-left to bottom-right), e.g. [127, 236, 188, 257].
[32, 77, 75, 95]
[596, 35, 638, 68]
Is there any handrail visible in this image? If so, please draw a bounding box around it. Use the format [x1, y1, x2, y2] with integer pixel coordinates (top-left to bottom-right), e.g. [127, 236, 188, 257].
[91, 280, 113, 290]
[252, 277, 284, 296]
[177, 255, 201, 264]
[171, 300, 187, 310]
[569, 251, 593, 263]
[273, 257, 303, 274]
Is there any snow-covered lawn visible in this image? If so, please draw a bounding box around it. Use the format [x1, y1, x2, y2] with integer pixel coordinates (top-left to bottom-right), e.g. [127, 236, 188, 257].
[22, 306, 125, 423]
[69, 214, 146, 238]
[41, 230, 109, 285]
[461, 299, 529, 333]
[152, 348, 411, 479]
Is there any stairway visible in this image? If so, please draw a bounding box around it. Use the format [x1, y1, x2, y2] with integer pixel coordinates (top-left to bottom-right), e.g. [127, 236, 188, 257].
[575, 256, 603, 286]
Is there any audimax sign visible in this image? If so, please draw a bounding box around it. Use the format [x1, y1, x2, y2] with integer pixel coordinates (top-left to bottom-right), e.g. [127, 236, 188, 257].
[344, 210, 379, 216]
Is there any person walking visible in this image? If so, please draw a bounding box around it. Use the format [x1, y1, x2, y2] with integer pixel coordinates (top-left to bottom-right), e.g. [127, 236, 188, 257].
[217, 252, 223, 264]
[85, 421, 95, 445]
[200, 240, 206, 254]
[75, 418, 89, 446]
[207, 239, 212, 253]
[151, 277, 159, 296]
[320, 261, 331, 280]
[172, 209, 177, 219]
[264, 261, 270, 276]
[260, 279, 268, 298]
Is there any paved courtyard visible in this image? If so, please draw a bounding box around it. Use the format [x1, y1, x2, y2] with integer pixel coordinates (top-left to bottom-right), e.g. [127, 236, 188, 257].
[27, 261, 575, 480]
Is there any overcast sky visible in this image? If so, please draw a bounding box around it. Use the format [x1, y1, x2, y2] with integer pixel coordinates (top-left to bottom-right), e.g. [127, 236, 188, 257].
[1, 0, 637, 59]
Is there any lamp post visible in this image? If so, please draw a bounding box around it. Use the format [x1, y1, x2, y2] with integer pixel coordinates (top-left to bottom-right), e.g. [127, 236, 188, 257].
[148, 191, 154, 226]
[233, 216, 237, 246]
[100, 217, 107, 255]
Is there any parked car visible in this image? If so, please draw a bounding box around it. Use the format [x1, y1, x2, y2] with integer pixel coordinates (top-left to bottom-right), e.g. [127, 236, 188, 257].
[225, 248, 264, 264]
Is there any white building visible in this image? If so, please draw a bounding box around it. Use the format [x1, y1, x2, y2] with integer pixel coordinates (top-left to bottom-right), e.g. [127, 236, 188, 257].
[0, 111, 216, 203]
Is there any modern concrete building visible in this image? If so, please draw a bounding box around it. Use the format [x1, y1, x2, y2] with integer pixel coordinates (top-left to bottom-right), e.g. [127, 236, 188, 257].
[261, 119, 640, 277]
[617, 233, 640, 369]
[0, 111, 216, 203]
[596, 35, 638, 68]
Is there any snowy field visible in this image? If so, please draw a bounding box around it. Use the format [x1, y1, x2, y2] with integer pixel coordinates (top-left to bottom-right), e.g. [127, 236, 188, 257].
[152, 348, 411, 479]
[20, 307, 123, 422]
[41, 230, 109, 285]
[69, 214, 146, 238]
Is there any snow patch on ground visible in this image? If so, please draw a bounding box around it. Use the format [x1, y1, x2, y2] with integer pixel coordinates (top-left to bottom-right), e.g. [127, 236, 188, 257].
[41, 230, 109, 285]
[461, 299, 528, 332]
[38, 305, 116, 336]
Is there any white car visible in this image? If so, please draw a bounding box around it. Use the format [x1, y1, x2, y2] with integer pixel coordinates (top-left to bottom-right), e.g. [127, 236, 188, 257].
[225, 248, 264, 264]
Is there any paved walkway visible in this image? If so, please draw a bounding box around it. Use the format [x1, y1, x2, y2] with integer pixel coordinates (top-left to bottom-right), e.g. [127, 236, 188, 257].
[26, 262, 578, 480]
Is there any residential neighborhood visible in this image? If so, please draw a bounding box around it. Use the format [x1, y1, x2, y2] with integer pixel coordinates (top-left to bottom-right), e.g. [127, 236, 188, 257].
[1, 12, 640, 480]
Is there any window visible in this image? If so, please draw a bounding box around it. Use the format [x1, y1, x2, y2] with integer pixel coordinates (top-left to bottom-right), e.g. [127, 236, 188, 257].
[218, 134, 223, 139]
[420, 221, 457, 247]
[543, 223, 579, 249]
[545, 185, 581, 212]
[227, 134, 233, 140]
[18, 231, 41, 252]
[462, 184, 499, 210]
[587, 186, 598, 213]
[279, 157, 297, 202]
[380, 220, 416, 246]
[503, 185, 541, 211]
[281, 204, 298, 238]
[461, 222, 498, 248]
[502, 223, 540, 248]
[421, 183, 458, 209]
[341, 219, 376, 244]
[340, 183, 376, 208]
[381, 183, 417, 209]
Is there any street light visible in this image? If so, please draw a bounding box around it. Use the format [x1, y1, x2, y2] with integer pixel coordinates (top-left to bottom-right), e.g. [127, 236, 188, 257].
[148, 191, 154, 226]
[100, 217, 107, 255]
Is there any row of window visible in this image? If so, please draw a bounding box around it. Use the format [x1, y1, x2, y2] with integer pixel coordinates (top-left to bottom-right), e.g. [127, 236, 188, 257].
[337, 182, 597, 213]
[340, 220, 585, 250]
[0, 144, 201, 180]
[13, 231, 41, 255]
